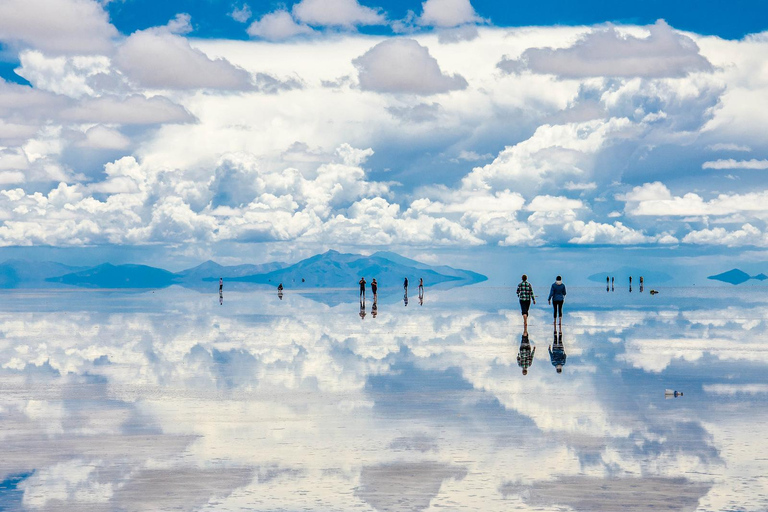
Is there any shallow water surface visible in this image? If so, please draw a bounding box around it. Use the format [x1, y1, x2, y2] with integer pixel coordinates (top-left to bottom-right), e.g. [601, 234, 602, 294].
[0, 285, 766, 511]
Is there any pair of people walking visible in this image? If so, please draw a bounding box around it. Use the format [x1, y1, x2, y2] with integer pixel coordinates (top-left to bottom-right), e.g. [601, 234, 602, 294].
[359, 277, 378, 300]
[516, 274, 567, 328]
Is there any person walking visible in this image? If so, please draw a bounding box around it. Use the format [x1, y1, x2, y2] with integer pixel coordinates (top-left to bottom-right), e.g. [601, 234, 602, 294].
[359, 277, 366, 300]
[371, 278, 378, 301]
[547, 275, 566, 329]
[516, 274, 535, 329]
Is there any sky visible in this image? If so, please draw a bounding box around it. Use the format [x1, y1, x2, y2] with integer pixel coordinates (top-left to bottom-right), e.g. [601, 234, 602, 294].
[0, 0, 767, 270]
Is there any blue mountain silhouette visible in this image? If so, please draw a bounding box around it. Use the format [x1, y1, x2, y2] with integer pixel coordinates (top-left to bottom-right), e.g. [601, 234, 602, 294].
[0, 260, 86, 288]
[707, 269, 767, 285]
[221, 250, 487, 288]
[47, 263, 179, 288]
[15, 251, 486, 290]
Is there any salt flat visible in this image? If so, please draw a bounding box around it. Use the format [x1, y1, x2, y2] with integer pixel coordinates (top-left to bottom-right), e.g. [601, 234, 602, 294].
[0, 285, 766, 511]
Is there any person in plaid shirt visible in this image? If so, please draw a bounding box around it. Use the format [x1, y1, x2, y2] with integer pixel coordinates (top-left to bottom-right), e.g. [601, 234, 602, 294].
[516, 274, 536, 329]
[517, 328, 535, 375]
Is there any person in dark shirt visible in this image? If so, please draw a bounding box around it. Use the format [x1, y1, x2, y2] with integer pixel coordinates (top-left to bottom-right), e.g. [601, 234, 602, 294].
[359, 277, 366, 300]
[371, 278, 378, 300]
[404, 277, 409, 292]
[549, 330, 566, 374]
[547, 275, 567, 329]
[517, 328, 535, 375]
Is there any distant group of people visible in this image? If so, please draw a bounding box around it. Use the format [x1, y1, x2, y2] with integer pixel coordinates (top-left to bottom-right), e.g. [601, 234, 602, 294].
[357, 277, 425, 314]
[606, 275, 644, 292]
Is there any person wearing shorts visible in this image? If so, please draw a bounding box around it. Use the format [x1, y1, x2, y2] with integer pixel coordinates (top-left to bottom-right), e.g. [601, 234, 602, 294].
[516, 274, 535, 329]
[548, 275, 566, 329]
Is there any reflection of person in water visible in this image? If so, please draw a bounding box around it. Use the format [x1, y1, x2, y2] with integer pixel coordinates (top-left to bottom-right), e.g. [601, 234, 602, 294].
[404, 292, 408, 306]
[371, 278, 378, 301]
[359, 277, 366, 300]
[371, 300, 378, 318]
[549, 330, 566, 374]
[517, 328, 535, 375]
[359, 299, 366, 320]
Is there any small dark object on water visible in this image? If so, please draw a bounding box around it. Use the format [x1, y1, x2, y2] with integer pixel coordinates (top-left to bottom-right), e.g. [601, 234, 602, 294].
[650, 289, 659, 295]
[665, 389, 683, 398]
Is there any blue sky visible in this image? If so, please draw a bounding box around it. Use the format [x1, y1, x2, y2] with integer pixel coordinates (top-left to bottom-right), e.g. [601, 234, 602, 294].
[101, 0, 767, 41]
[0, 0, 767, 269]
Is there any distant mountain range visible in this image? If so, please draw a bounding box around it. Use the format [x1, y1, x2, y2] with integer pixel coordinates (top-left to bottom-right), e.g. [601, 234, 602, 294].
[587, 266, 672, 283]
[707, 269, 768, 285]
[0, 251, 486, 290]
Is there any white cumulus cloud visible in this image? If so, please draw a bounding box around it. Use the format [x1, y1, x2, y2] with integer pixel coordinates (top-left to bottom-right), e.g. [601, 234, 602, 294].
[353, 39, 468, 95]
[0, 0, 117, 54]
[292, 0, 386, 27]
[247, 10, 314, 41]
[498, 20, 712, 78]
[418, 0, 482, 28]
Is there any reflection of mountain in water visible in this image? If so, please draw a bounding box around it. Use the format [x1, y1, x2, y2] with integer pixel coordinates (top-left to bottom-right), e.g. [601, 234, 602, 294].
[708, 268, 768, 285]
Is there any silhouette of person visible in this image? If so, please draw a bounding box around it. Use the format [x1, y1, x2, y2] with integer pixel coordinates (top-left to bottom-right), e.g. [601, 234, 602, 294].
[418, 278, 424, 298]
[516, 274, 535, 329]
[404, 277, 409, 293]
[277, 283, 283, 291]
[639, 276, 644, 293]
[517, 328, 535, 375]
[372, 300, 378, 318]
[359, 299, 366, 320]
[547, 275, 566, 329]
[359, 277, 366, 300]
[219, 277, 223, 293]
[549, 330, 566, 374]
[611, 276, 614, 291]
[371, 278, 378, 301]
[606, 276, 610, 292]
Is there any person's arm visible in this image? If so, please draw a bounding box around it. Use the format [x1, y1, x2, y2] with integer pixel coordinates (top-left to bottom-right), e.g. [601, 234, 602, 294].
[548, 284, 554, 303]
[531, 346, 536, 358]
[531, 285, 536, 304]
[563, 284, 566, 297]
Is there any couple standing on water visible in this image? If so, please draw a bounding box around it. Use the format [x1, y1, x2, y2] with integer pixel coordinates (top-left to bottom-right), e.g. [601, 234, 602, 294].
[516, 274, 567, 376]
[516, 274, 567, 328]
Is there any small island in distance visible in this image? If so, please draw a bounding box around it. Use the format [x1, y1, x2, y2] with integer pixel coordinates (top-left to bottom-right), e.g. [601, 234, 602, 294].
[708, 269, 768, 285]
[0, 250, 487, 290]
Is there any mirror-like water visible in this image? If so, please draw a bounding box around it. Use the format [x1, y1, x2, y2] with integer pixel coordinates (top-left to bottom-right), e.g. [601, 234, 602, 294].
[1, 286, 766, 511]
